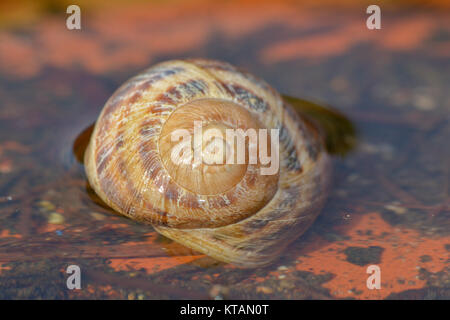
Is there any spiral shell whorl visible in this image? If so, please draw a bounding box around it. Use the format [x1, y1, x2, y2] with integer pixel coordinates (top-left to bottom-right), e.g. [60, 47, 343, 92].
[85, 58, 331, 267]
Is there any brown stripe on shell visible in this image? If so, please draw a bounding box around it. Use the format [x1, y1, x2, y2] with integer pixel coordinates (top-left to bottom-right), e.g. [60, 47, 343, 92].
[156, 79, 208, 105]
[279, 123, 302, 172]
[137, 204, 167, 226]
[101, 81, 136, 119]
[148, 209, 169, 226]
[115, 131, 124, 150]
[301, 118, 322, 162]
[98, 149, 149, 221]
[225, 190, 237, 205]
[127, 91, 142, 105]
[95, 145, 113, 175]
[244, 218, 270, 230]
[139, 118, 161, 137]
[115, 116, 128, 150]
[179, 193, 201, 209]
[243, 169, 258, 187]
[156, 93, 176, 105]
[135, 66, 185, 93]
[208, 196, 229, 209]
[187, 59, 278, 103]
[138, 140, 161, 180]
[219, 81, 268, 112]
[97, 175, 127, 212]
[97, 97, 133, 142]
[101, 66, 185, 119]
[163, 182, 179, 201]
[136, 136, 181, 209]
[284, 102, 322, 162]
[114, 159, 144, 215]
[149, 104, 174, 115]
[277, 185, 301, 209]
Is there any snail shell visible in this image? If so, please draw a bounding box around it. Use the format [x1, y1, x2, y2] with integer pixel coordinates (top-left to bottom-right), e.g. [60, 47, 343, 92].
[84, 59, 331, 267]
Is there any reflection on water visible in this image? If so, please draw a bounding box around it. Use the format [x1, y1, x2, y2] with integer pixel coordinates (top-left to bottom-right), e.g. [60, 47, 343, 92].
[0, 0, 449, 299]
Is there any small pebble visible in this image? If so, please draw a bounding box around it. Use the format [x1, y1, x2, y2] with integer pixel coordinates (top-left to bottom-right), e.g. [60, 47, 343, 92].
[413, 94, 435, 111]
[39, 200, 56, 211]
[277, 265, 288, 271]
[209, 285, 228, 299]
[256, 286, 273, 294]
[48, 212, 64, 224]
[279, 279, 294, 289]
[385, 204, 407, 215]
[90, 212, 105, 220]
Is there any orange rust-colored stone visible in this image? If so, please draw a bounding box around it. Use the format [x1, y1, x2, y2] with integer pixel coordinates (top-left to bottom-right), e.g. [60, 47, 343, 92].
[294, 212, 449, 299]
[0, 229, 22, 239]
[1, 0, 448, 78]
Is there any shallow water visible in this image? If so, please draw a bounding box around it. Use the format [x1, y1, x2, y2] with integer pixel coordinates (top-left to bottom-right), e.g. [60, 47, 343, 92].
[0, 0, 448, 299]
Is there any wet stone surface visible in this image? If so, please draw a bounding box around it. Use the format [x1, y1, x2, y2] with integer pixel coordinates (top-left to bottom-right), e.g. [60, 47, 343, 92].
[0, 0, 449, 299]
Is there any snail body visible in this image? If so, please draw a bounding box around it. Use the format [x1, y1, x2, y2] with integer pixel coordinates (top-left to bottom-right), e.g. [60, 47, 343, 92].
[85, 59, 331, 267]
